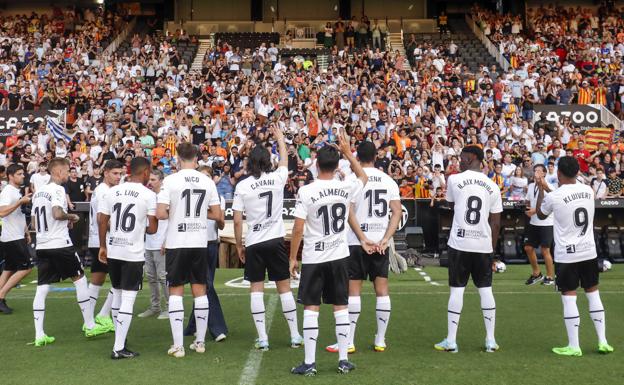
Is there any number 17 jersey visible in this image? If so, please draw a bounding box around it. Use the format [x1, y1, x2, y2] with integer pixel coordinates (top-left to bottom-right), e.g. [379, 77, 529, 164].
[446, 170, 503, 254]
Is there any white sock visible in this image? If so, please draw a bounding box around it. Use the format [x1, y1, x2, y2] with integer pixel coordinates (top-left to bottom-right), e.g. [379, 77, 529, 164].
[446, 286, 465, 344]
[478, 287, 496, 342]
[279, 292, 300, 339]
[168, 295, 184, 348]
[375, 296, 391, 346]
[586, 291, 607, 345]
[111, 288, 121, 330]
[194, 295, 209, 343]
[347, 296, 361, 346]
[562, 295, 580, 349]
[75, 276, 95, 329]
[303, 310, 319, 365]
[33, 285, 50, 340]
[334, 309, 350, 361]
[251, 292, 267, 341]
[114, 290, 137, 351]
[88, 283, 102, 319]
[98, 289, 114, 318]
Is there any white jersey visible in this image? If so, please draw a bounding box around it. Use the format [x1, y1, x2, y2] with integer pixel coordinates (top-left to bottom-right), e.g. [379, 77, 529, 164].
[0, 184, 26, 242]
[30, 172, 50, 192]
[206, 195, 226, 242]
[526, 182, 554, 226]
[540, 183, 596, 263]
[98, 182, 156, 262]
[294, 178, 364, 264]
[157, 168, 220, 249]
[145, 218, 168, 251]
[446, 170, 503, 253]
[32, 182, 72, 250]
[87, 183, 110, 248]
[347, 168, 401, 245]
[232, 166, 288, 247]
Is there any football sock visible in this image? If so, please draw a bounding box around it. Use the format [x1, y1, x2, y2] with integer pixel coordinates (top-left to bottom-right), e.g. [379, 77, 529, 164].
[478, 287, 496, 341]
[87, 283, 102, 318]
[562, 295, 580, 349]
[33, 284, 50, 340]
[251, 292, 267, 341]
[98, 289, 114, 318]
[114, 290, 137, 351]
[111, 289, 122, 329]
[375, 296, 391, 346]
[279, 291, 300, 338]
[169, 295, 185, 348]
[348, 296, 361, 346]
[334, 309, 350, 361]
[303, 310, 319, 365]
[586, 291, 607, 345]
[194, 295, 209, 343]
[75, 276, 95, 329]
[446, 286, 465, 344]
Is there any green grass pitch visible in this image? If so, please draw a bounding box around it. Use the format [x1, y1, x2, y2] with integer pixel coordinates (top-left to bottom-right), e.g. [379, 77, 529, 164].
[2, 266, 623, 385]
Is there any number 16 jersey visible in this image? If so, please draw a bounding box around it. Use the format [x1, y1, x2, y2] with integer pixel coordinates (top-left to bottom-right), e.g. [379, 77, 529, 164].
[446, 170, 503, 254]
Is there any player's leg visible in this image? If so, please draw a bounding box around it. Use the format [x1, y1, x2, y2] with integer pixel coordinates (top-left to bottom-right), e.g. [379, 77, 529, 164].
[581, 259, 613, 353]
[435, 248, 467, 353]
[111, 261, 142, 359]
[0, 268, 31, 313]
[553, 262, 582, 356]
[245, 244, 269, 348]
[329, 258, 355, 374]
[0, 240, 34, 313]
[540, 226, 555, 284]
[155, 249, 169, 319]
[139, 250, 160, 318]
[271, 239, 301, 346]
[473, 252, 497, 352]
[189, 248, 209, 354]
[166, 249, 187, 358]
[372, 251, 391, 351]
[524, 226, 543, 284]
[291, 264, 320, 376]
[206, 242, 227, 339]
[32, 252, 55, 346]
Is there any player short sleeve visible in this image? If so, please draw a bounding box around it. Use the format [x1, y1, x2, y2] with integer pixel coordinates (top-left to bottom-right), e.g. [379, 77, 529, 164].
[275, 166, 289, 185]
[490, 190, 503, 214]
[157, 177, 170, 205]
[349, 178, 364, 202]
[147, 191, 157, 216]
[293, 191, 308, 220]
[388, 179, 401, 201]
[540, 193, 553, 216]
[98, 191, 111, 215]
[51, 185, 65, 208]
[445, 175, 455, 202]
[232, 185, 245, 211]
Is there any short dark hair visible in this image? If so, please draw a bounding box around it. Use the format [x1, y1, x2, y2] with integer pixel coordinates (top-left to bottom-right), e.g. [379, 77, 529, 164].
[151, 168, 165, 180]
[533, 164, 546, 173]
[130, 156, 151, 176]
[557, 156, 580, 178]
[177, 142, 199, 162]
[357, 141, 376, 163]
[248, 145, 272, 179]
[317, 145, 340, 173]
[102, 159, 124, 171]
[462, 145, 484, 162]
[6, 163, 23, 176]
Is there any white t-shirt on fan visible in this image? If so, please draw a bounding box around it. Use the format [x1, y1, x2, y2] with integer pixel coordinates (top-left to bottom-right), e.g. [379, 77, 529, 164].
[526, 182, 554, 226]
[0, 184, 26, 242]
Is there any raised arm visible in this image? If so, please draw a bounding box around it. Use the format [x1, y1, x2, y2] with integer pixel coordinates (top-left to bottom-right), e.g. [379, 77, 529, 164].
[335, 128, 367, 187]
[270, 124, 288, 169]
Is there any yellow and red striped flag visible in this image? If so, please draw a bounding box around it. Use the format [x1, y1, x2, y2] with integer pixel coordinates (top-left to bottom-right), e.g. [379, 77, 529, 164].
[584, 127, 614, 151]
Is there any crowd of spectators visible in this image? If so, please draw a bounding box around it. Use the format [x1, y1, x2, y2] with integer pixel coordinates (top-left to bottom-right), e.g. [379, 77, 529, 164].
[1, 4, 624, 219]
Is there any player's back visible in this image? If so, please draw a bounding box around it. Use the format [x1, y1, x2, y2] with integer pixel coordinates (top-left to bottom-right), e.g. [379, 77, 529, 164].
[232, 166, 288, 247]
[446, 170, 503, 254]
[88, 182, 110, 248]
[544, 183, 596, 263]
[32, 182, 72, 250]
[103, 182, 156, 261]
[347, 167, 400, 245]
[157, 168, 219, 248]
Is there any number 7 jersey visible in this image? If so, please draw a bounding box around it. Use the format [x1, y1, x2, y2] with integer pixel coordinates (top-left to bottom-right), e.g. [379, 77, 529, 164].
[540, 183, 596, 263]
[446, 170, 503, 254]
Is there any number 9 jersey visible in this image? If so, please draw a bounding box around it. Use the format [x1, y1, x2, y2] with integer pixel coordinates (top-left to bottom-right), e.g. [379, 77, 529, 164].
[540, 183, 596, 263]
[446, 170, 503, 254]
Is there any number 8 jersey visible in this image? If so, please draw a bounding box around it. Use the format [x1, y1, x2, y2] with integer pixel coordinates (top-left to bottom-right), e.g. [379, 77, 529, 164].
[540, 183, 596, 263]
[446, 170, 503, 254]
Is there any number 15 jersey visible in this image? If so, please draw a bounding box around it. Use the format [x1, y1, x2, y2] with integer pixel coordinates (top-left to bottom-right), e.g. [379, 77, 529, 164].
[446, 170, 503, 254]
[232, 166, 288, 247]
[540, 183, 596, 263]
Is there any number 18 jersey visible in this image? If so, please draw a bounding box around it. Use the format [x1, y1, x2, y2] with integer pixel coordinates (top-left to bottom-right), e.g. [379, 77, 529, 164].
[446, 170, 503, 254]
[540, 183, 596, 263]
[232, 166, 288, 247]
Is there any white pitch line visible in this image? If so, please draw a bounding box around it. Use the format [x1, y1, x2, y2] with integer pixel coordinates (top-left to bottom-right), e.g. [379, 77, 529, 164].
[414, 267, 441, 286]
[239, 294, 278, 385]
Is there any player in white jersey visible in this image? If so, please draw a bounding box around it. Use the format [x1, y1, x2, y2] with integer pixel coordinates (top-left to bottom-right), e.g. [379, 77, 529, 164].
[86, 160, 124, 332]
[434, 146, 502, 354]
[0, 164, 33, 314]
[156, 142, 222, 358]
[98, 157, 158, 359]
[536, 156, 613, 356]
[31, 158, 109, 347]
[29, 162, 50, 193]
[289, 130, 367, 376]
[523, 164, 555, 286]
[139, 169, 170, 320]
[325, 141, 401, 354]
[233, 126, 302, 350]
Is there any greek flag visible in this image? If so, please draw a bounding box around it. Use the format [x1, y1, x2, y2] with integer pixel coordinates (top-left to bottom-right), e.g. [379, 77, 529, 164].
[46, 110, 71, 142]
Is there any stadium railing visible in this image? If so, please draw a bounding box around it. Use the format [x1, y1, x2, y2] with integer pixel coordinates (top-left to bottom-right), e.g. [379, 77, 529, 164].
[464, 13, 510, 72]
